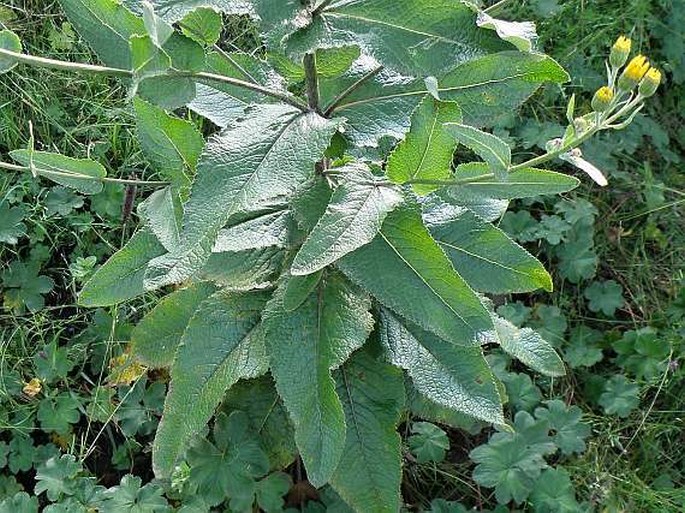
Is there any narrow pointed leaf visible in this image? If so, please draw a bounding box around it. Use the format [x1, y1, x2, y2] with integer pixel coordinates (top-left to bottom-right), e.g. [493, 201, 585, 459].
[448, 163, 580, 199]
[78, 228, 165, 307]
[429, 208, 552, 293]
[330, 348, 405, 513]
[264, 273, 374, 486]
[445, 123, 511, 178]
[131, 282, 217, 368]
[386, 98, 462, 194]
[144, 105, 340, 290]
[153, 289, 269, 478]
[380, 310, 504, 425]
[137, 187, 182, 251]
[10, 150, 106, 195]
[292, 165, 403, 275]
[338, 205, 495, 347]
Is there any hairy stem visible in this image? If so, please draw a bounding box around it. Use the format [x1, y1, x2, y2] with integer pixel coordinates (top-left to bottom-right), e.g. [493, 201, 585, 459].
[0, 48, 309, 111]
[304, 52, 321, 113]
[0, 161, 169, 186]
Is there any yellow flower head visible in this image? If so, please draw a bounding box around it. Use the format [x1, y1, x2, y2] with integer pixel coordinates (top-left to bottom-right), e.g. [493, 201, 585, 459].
[619, 55, 650, 90]
[639, 67, 662, 97]
[610, 36, 632, 68]
[592, 86, 614, 112]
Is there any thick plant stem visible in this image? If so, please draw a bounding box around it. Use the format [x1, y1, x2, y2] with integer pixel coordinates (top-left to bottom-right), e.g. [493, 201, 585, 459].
[304, 52, 321, 113]
[0, 48, 309, 112]
[0, 161, 169, 186]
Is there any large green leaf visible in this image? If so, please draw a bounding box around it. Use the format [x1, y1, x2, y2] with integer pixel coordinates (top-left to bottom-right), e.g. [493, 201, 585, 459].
[338, 204, 495, 347]
[327, 52, 568, 146]
[58, 0, 144, 69]
[386, 98, 462, 194]
[330, 348, 405, 513]
[78, 228, 165, 307]
[284, 0, 506, 77]
[263, 272, 374, 487]
[153, 289, 269, 478]
[447, 163, 580, 199]
[198, 247, 286, 290]
[144, 105, 340, 290]
[292, 164, 403, 275]
[134, 97, 204, 192]
[130, 282, 217, 368]
[10, 150, 106, 195]
[189, 52, 288, 127]
[379, 309, 504, 425]
[493, 316, 565, 377]
[428, 207, 552, 293]
[123, 0, 251, 22]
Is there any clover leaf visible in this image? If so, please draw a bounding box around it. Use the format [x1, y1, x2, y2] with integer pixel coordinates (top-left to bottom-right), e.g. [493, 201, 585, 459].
[34, 454, 82, 501]
[584, 280, 625, 317]
[0, 203, 26, 244]
[534, 400, 590, 456]
[408, 421, 450, 464]
[598, 375, 640, 417]
[612, 327, 669, 380]
[1, 260, 55, 314]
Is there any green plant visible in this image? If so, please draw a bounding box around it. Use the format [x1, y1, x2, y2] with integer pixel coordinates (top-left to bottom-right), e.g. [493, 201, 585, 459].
[0, 1, 665, 511]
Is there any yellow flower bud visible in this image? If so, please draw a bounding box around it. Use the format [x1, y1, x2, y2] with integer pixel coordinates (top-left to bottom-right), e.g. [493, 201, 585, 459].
[610, 36, 631, 68]
[618, 55, 650, 91]
[591, 86, 614, 112]
[22, 378, 42, 398]
[639, 67, 661, 97]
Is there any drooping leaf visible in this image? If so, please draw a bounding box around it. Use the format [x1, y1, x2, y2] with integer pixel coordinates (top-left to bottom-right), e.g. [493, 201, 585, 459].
[386, 97, 462, 194]
[133, 97, 204, 193]
[338, 204, 495, 347]
[78, 228, 166, 307]
[476, 12, 537, 53]
[447, 163, 579, 199]
[130, 282, 217, 368]
[10, 150, 107, 195]
[492, 316, 565, 377]
[428, 207, 552, 294]
[292, 164, 403, 275]
[137, 187, 182, 251]
[444, 123, 511, 178]
[153, 289, 269, 477]
[213, 209, 292, 253]
[330, 348, 405, 513]
[0, 30, 22, 73]
[144, 105, 340, 290]
[263, 272, 374, 487]
[380, 310, 504, 425]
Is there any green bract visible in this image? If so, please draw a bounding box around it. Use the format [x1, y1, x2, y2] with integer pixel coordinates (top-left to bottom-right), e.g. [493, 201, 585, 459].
[6, 0, 589, 509]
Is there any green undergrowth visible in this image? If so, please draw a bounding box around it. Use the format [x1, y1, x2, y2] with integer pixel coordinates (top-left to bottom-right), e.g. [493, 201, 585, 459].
[0, 0, 683, 512]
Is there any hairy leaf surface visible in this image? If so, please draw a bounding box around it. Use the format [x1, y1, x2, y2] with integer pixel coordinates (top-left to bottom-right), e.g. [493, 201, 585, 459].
[144, 105, 340, 290]
[264, 273, 374, 486]
[292, 165, 403, 275]
[330, 348, 405, 513]
[153, 289, 269, 477]
[338, 205, 495, 346]
[380, 310, 504, 424]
